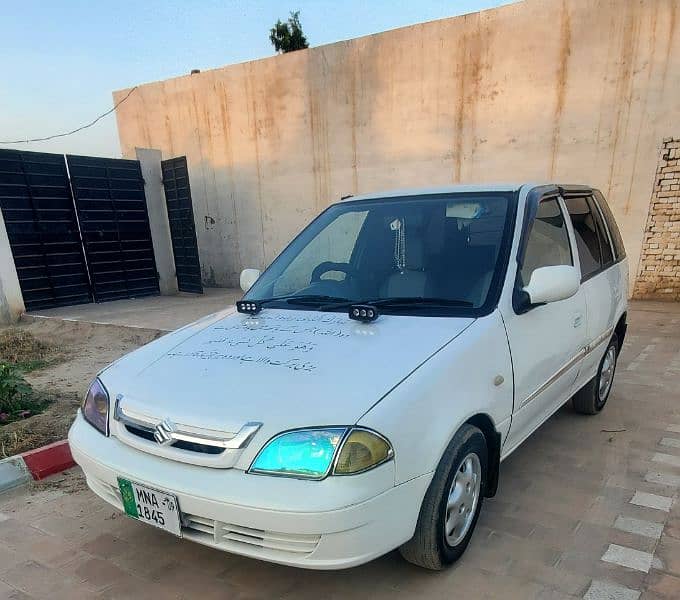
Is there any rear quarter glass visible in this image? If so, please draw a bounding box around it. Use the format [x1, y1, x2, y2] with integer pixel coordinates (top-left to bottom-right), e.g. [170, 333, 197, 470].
[593, 190, 626, 259]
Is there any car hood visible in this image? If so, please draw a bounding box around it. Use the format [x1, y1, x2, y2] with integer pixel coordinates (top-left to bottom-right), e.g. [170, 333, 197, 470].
[101, 308, 474, 435]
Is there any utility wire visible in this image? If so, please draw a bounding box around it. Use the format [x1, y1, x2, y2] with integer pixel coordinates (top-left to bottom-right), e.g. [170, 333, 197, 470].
[0, 86, 138, 145]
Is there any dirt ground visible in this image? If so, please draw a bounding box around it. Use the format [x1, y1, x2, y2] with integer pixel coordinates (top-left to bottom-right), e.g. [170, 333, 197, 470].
[0, 319, 162, 457]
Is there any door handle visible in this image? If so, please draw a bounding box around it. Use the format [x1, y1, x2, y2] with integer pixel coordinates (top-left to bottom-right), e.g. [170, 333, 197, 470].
[573, 314, 583, 328]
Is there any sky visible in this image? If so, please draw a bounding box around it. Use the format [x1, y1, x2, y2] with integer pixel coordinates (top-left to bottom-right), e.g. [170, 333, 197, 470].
[1, 0, 513, 158]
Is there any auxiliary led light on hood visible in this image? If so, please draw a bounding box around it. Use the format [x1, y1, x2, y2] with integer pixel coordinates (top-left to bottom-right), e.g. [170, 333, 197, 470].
[349, 304, 379, 323]
[236, 300, 262, 315]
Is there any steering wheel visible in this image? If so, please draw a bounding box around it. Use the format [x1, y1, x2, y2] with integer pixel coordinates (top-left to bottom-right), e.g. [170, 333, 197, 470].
[310, 261, 357, 283]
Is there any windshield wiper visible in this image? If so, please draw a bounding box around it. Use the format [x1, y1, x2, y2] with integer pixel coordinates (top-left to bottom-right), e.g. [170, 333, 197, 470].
[237, 294, 473, 317]
[318, 297, 474, 311]
[269, 294, 349, 307]
[236, 294, 349, 315]
[372, 297, 474, 308]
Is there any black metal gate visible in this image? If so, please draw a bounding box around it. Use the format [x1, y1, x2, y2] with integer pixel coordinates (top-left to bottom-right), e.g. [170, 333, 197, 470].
[0, 150, 91, 310]
[161, 156, 203, 293]
[67, 155, 160, 302]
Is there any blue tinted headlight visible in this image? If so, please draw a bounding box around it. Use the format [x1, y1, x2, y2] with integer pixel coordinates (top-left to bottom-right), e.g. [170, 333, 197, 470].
[249, 428, 346, 479]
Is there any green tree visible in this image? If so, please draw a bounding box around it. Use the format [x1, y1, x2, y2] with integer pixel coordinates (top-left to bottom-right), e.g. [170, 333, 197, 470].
[269, 11, 309, 53]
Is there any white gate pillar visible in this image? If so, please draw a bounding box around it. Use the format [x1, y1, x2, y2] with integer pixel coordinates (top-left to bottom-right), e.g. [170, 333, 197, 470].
[136, 148, 179, 295]
[0, 207, 25, 323]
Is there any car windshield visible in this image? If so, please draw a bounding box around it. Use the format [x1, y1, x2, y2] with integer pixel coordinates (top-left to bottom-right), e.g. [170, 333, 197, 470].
[245, 192, 515, 316]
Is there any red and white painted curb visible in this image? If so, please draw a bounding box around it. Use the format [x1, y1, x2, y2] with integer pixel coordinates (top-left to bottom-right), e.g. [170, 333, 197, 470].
[0, 440, 74, 493]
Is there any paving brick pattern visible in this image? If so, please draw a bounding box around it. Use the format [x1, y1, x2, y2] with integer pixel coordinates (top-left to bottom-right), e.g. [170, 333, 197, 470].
[1, 301, 680, 599]
[633, 138, 680, 301]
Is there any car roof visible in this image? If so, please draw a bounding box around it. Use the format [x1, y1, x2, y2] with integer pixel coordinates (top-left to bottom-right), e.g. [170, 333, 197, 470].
[341, 183, 593, 202]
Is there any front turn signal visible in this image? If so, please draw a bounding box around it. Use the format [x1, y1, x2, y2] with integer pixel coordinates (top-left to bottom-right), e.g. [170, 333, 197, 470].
[334, 429, 393, 475]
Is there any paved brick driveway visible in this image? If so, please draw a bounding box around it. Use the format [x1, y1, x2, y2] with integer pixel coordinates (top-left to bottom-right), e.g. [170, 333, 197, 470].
[1, 301, 680, 599]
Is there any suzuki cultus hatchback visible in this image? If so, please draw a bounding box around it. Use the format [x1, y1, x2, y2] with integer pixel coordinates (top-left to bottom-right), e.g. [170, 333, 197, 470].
[70, 184, 628, 570]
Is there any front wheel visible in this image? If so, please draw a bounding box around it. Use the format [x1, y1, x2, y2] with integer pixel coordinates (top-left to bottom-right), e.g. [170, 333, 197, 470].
[573, 334, 619, 414]
[399, 424, 487, 570]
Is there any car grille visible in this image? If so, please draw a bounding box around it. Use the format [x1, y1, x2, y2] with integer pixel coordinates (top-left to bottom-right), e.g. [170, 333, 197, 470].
[124, 424, 224, 455]
[183, 513, 321, 556]
[112, 399, 261, 468]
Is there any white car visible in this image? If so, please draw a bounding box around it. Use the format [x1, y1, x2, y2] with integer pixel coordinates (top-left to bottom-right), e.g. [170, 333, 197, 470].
[69, 184, 628, 570]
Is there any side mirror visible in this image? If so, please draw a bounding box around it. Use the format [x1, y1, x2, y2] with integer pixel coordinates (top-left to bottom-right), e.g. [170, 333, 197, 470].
[523, 265, 580, 306]
[240, 268, 261, 293]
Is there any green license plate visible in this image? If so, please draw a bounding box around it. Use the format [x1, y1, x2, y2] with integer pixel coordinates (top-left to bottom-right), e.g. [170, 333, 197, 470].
[117, 477, 182, 536]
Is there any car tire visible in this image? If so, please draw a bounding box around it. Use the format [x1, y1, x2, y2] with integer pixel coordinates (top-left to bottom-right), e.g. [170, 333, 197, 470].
[399, 424, 488, 570]
[573, 333, 619, 415]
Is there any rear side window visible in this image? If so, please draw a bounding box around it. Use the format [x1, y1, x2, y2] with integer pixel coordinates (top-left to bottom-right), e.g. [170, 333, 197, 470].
[564, 196, 605, 279]
[588, 196, 614, 267]
[593, 191, 626, 260]
[520, 198, 572, 286]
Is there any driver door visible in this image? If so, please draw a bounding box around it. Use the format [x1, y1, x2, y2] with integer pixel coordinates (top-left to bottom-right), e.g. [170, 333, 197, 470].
[501, 195, 587, 456]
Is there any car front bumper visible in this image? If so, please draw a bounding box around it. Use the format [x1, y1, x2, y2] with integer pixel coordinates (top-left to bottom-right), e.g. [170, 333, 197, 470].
[68, 414, 431, 569]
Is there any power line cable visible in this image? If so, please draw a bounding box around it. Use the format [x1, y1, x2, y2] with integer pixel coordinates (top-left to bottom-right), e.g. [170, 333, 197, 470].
[0, 86, 138, 145]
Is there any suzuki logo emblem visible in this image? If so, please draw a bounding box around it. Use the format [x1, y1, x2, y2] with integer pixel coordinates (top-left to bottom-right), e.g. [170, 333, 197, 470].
[154, 419, 176, 445]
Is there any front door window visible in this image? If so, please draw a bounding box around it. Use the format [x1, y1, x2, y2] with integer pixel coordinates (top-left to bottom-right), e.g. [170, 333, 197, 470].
[520, 197, 572, 286]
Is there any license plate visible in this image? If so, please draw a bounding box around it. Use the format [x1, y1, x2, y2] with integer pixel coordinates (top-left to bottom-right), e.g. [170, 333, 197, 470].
[117, 478, 182, 536]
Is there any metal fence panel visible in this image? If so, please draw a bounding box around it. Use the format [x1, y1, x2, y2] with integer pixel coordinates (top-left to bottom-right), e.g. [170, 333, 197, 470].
[67, 154, 159, 302]
[161, 156, 203, 294]
[0, 149, 91, 310]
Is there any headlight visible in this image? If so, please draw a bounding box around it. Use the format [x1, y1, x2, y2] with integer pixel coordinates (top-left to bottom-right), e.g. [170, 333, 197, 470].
[249, 427, 393, 479]
[250, 428, 345, 479]
[334, 429, 393, 475]
[82, 378, 110, 436]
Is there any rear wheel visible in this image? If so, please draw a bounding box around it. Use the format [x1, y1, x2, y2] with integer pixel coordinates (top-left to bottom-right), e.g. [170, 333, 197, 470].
[573, 334, 619, 415]
[399, 424, 487, 570]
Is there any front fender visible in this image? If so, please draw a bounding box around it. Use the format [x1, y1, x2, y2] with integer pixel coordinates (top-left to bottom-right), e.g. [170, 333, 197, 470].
[358, 311, 514, 485]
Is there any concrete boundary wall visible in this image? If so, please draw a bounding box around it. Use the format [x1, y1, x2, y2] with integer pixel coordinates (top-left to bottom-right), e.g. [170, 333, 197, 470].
[114, 0, 680, 293]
